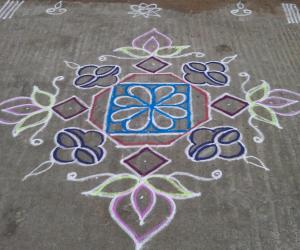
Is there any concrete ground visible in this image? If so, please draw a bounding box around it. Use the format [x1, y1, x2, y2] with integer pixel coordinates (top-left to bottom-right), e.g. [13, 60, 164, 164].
[0, 0, 300, 249]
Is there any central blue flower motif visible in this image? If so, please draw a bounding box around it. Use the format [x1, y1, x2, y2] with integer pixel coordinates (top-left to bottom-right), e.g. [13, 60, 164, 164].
[106, 83, 191, 134]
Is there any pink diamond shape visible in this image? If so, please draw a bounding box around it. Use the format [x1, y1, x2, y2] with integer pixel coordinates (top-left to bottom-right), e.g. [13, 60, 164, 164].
[211, 94, 249, 118]
[135, 56, 170, 73]
[52, 96, 88, 120]
[121, 147, 170, 176]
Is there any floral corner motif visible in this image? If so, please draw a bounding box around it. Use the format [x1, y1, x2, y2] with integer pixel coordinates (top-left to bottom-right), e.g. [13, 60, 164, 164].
[52, 128, 106, 165]
[73, 64, 121, 89]
[182, 61, 230, 87]
[186, 126, 246, 162]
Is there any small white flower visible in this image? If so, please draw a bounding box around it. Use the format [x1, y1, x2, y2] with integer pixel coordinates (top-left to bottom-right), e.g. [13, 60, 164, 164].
[128, 3, 162, 18]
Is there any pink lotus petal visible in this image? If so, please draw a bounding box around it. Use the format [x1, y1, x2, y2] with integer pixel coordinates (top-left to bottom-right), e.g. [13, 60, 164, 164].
[265, 89, 300, 116]
[259, 96, 297, 108]
[274, 109, 300, 116]
[0, 97, 33, 110]
[131, 184, 156, 225]
[0, 118, 19, 125]
[270, 89, 300, 99]
[0, 98, 37, 124]
[110, 191, 176, 249]
[0, 106, 26, 125]
[3, 104, 41, 116]
[143, 37, 160, 53]
[132, 28, 172, 49]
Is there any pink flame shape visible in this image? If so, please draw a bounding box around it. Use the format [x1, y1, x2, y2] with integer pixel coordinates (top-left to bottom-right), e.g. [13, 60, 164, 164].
[110, 190, 176, 250]
[131, 184, 156, 226]
[0, 96, 41, 124]
[132, 28, 172, 52]
[259, 89, 300, 116]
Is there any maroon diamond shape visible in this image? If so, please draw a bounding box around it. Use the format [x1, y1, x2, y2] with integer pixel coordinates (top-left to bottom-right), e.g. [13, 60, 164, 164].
[135, 56, 170, 73]
[52, 96, 88, 120]
[211, 94, 249, 118]
[122, 147, 170, 176]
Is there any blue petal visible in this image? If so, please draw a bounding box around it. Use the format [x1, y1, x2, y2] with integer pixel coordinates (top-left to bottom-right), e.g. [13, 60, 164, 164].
[193, 144, 219, 161]
[217, 129, 240, 145]
[219, 142, 245, 159]
[52, 147, 74, 163]
[65, 128, 85, 139]
[74, 74, 97, 88]
[189, 128, 216, 145]
[95, 65, 120, 76]
[85, 147, 104, 161]
[206, 62, 226, 72]
[56, 132, 78, 148]
[77, 65, 98, 76]
[186, 62, 207, 72]
[75, 148, 96, 165]
[206, 71, 228, 85]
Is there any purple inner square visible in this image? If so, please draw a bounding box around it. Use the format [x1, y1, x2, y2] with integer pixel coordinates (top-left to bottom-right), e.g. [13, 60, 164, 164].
[52, 97, 88, 119]
[123, 148, 169, 176]
[211, 95, 249, 116]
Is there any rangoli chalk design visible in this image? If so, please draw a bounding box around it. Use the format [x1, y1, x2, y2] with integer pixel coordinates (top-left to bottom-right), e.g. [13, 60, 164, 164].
[1, 29, 299, 250]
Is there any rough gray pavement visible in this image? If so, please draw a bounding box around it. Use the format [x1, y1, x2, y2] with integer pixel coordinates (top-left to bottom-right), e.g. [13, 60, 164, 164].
[0, 1, 300, 250]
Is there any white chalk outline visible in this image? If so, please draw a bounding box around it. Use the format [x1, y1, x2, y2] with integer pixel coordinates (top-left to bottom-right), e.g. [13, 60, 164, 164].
[128, 3, 162, 18]
[46, 1, 67, 16]
[230, 0, 252, 17]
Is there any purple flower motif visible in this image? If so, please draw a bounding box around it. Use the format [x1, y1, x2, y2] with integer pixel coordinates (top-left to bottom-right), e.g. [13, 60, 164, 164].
[52, 128, 106, 166]
[0, 86, 57, 146]
[258, 89, 300, 116]
[74, 64, 121, 89]
[0, 97, 41, 125]
[187, 127, 246, 162]
[114, 28, 193, 59]
[182, 61, 230, 86]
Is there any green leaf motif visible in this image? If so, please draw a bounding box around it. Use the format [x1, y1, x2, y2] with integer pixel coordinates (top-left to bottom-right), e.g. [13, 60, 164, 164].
[246, 81, 270, 103]
[249, 104, 282, 128]
[114, 47, 150, 58]
[145, 175, 200, 199]
[155, 45, 190, 58]
[82, 174, 139, 198]
[31, 86, 56, 108]
[12, 110, 52, 137]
